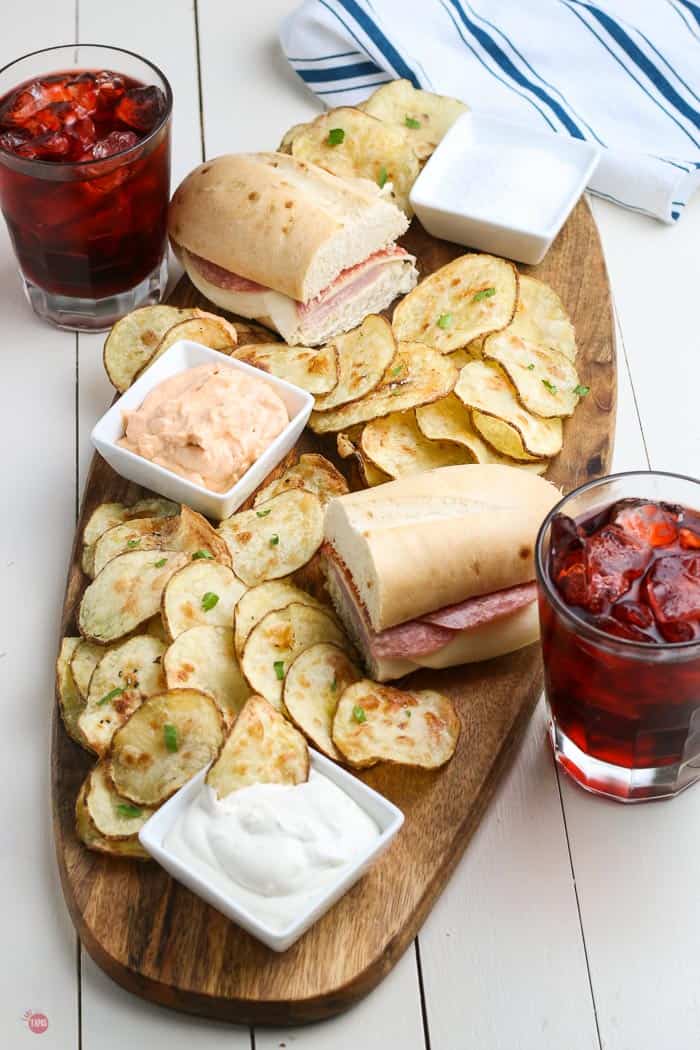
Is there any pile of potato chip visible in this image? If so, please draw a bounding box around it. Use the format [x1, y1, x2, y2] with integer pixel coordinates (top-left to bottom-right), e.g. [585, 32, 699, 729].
[279, 79, 469, 215]
[58, 453, 460, 859]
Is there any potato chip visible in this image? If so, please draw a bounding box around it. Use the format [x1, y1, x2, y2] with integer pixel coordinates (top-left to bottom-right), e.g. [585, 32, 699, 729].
[283, 643, 361, 761]
[291, 106, 420, 214]
[86, 762, 155, 839]
[75, 775, 150, 860]
[108, 689, 224, 806]
[313, 314, 397, 412]
[332, 681, 460, 769]
[510, 275, 577, 361]
[162, 560, 246, 640]
[92, 507, 231, 578]
[253, 453, 349, 508]
[392, 254, 518, 353]
[82, 498, 179, 577]
[164, 626, 249, 728]
[70, 638, 106, 699]
[309, 342, 457, 434]
[361, 410, 472, 478]
[233, 342, 338, 395]
[233, 580, 327, 658]
[360, 79, 468, 160]
[483, 331, 582, 418]
[79, 635, 166, 756]
[455, 360, 562, 459]
[206, 695, 309, 799]
[56, 637, 88, 748]
[415, 395, 548, 474]
[278, 121, 309, 153]
[103, 305, 199, 393]
[135, 313, 239, 379]
[241, 602, 349, 709]
[218, 489, 324, 587]
[336, 432, 392, 488]
[78, 550, 188, 643]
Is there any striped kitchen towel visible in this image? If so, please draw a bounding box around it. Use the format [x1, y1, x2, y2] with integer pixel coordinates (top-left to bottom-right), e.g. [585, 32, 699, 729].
[279, 0, 700, 222]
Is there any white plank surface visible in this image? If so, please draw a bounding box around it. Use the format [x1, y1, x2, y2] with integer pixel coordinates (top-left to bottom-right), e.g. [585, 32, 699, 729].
[1, 0, 698, 1048]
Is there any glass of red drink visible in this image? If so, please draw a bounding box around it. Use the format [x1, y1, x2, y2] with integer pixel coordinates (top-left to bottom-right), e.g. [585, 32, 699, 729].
[536, 471, 700, 802]
[0, 45, 172, 331]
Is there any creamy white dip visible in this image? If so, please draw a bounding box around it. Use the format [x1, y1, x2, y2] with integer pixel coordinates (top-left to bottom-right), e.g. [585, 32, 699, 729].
[164, 770, 380, 931]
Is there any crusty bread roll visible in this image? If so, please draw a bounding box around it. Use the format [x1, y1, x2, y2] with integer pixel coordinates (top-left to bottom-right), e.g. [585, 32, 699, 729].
[168, 152, 408, 303]
[324, 464, 560, 632]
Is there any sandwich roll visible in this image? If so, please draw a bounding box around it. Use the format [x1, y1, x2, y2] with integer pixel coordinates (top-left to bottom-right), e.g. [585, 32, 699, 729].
[322, 464, 560, 680]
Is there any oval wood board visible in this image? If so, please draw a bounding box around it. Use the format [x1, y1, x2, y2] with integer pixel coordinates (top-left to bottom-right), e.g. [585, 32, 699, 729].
[52, 198, 615, 1025]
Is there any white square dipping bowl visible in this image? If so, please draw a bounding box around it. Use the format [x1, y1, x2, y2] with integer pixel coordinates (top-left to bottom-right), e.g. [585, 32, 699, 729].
[139, 749, 404, 953]
[409, 111, 600, 265]
[91, 341, 314, 522]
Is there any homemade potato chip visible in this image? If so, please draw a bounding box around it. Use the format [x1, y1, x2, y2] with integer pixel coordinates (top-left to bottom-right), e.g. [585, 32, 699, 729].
[483, 331, 582, 418]
[109, 689, 224, 806]
[283, 643, 361, 761]
[233, 580, 327, 658]
[93, 506, 231, 578]
[253, 453, 349, 508]
[313, 314, 397, 412]
[137, 313, 239, 378]
[332, 681, 460, 769]
[336, 432, 392, 488]
[70, 638, 106, 699]
[278, 121, 310, 153]
[79, 550, 188, 643]
[103, 305, 198, 393]
[218, 489, 324, 587]
[360, 79, 468, 160]
[79, 635, 166, 756]
[309, 342, 457, 434]
[233, 342, 338, 396]
[361, 410, 472, 478]
[392, 254, 518, 353]
[511, 275, 577, 361]
[206, 695, 309, 799]
[455, 360, 563, 459]
[86, 762, 155, 840]
[291, 107, 420, 214]
[56, 637, 88, 748]
[83, 498, 180, 577]
[75, 776, 150, 860]
[164, 626, 249, 727]
[162, 560, 246, 640]
[241, 602, 349, 709]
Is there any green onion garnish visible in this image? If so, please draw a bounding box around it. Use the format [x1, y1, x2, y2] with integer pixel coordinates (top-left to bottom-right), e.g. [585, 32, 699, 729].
[327, 128, 345, 146]
[163, 723, 178, 752]
[437, 313, 453, 329]
[352, 705, 367, 724]
[256, 508, 271, 518]
[116, 803, 142, 819]
[269, 534, 280, 547]
[542, 378, 558, 394]
[273, 660, 285, 681]
[153, 557, 167, 568]
[573, 384, 590, 397]
[405, 116, 421, 129]
[201, 591, 219, 612]
[377, 165, 388, 188]
[97, 687, 124, 707]
[191, 549, 213, 560]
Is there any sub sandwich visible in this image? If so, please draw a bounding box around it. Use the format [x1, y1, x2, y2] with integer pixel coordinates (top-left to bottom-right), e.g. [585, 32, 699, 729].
[168, 152, 418, 346]
[323, 464, 560, 680]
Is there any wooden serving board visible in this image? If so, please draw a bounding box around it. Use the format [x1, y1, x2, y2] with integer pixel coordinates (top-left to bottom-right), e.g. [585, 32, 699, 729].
[52, 198, 615, 1025]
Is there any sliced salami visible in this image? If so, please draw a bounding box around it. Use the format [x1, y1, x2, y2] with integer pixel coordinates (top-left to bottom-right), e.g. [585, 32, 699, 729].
[421, 582, 537, 630]
[188, 251, 267, 293]
[372, 619, 455, 658]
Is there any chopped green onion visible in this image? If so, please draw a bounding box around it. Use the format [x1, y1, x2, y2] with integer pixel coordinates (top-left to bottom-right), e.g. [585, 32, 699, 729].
[126, 538, 141, 548]
[269, 534, 280, 547]
[352, 705, 367, 724]
[405, 116, 421, 129]
[377, 165, 388, 188]
[327, 127, 345, 146]
[573, 384, 590, 397]
[273, 660, 285, 681]
[256, 508, 272, 518]
[116, 803, 142, 819]
[163, 723, 178, 752]
[405, 709, 412, 717]
[201, 591, 219, 612]
[153, 557, 167, 568]
[527, 363, 536, 371]
[191, 549, 213, 560]
[437, 312, 453, 329]
[472, 287, 496, 303]
[391, 364, 404, 377]
[542, 378, 558, 394]
[97, 686, 124, 707]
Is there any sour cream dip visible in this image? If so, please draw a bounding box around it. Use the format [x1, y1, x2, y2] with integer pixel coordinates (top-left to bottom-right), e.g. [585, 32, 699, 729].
[164, 770, 380, 931]
[119, 363, 288, 492]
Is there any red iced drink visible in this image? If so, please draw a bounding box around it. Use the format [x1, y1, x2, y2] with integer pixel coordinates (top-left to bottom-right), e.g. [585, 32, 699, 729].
[536, 473, 700, 802]
[0, 46, 171, 329]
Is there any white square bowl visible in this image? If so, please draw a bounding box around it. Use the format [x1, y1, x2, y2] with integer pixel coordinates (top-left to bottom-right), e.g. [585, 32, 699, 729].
[139, 749, 404, 953]
[409, 111, 600, 265]
[91, 341, 314, 522]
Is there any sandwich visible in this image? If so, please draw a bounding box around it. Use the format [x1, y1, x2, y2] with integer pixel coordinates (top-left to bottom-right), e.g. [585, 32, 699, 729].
[322, 464, 560, 680]
[168, 152, 418, 346]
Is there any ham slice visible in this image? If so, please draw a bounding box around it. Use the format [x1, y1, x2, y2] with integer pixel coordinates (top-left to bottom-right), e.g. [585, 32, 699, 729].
[420, 583, 538, 630]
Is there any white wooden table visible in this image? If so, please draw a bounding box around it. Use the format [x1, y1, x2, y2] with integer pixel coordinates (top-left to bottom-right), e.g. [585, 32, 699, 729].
[3, 2, 699, 1047]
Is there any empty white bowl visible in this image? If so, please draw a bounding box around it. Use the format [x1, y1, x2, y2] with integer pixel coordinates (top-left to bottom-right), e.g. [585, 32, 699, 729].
[410, 111, 600, 265]
[139, 749, 404, 952]
[91, 341, 314, 522]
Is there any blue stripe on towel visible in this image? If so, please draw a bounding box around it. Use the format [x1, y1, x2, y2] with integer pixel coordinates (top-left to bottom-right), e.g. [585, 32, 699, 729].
[678, 0, 700, 29]
[297, 60, 382, 82]
[318, 79, 393, 95]
[334, 0, 420, 84]
[287, 50, 362, 62]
